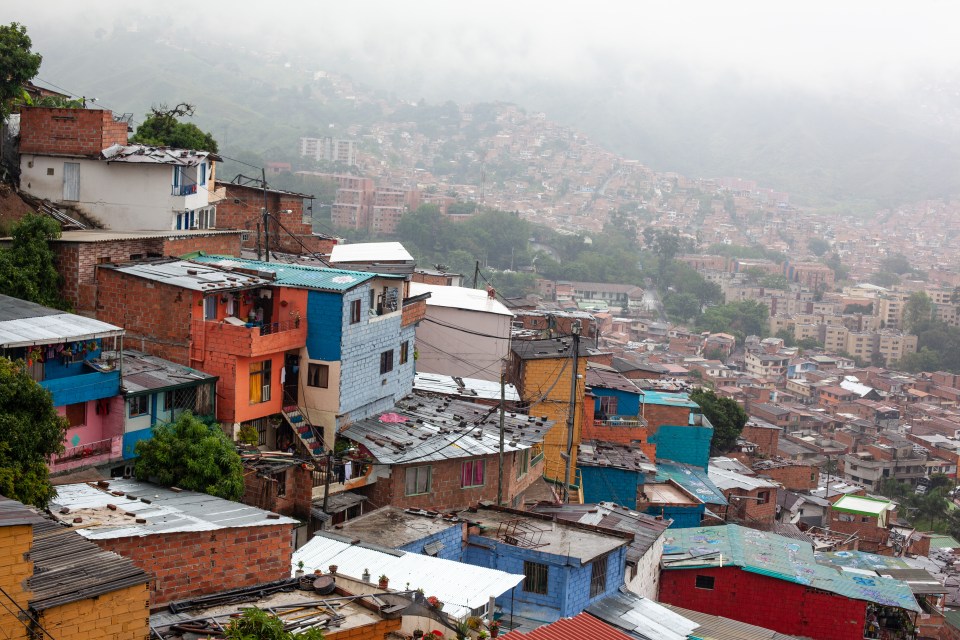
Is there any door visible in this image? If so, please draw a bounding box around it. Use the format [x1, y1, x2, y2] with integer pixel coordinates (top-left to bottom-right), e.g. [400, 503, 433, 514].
[283, 352, 299, 407]
[62, 162, 80, 201]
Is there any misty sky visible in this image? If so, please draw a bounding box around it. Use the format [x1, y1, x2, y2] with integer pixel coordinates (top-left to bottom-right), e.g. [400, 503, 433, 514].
[6, 0, 957, 99]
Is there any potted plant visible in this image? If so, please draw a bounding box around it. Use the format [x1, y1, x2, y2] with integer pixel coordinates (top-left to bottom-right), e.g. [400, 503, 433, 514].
[426, 595, 443, 610]
[413, 631, 424, 639]
[489, 620, 501, 638]
[378, 574, 389, 589]
[295, 560, 305, 578]
[328, 564, 338, 574]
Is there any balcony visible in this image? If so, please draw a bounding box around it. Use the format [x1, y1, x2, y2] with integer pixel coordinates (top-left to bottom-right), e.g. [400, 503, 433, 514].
[194, 319, 307, 358]
[172, 184, 198, 196]
[49, 435, 123, 474]
[593, 416, 648, 428]
[40, 369, 121, 407]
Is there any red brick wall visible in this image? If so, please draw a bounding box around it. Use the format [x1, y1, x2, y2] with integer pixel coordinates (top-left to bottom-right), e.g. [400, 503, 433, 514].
[242, 463, 314, 520]
[215, 183, 334, 255]
[401, 298, 428, 327]
[741, 424, 780, 457]
[761, 464, 817, 491]
[643, 404, 690, 435]
[659, 567, 866, 640]
[364, 452, 545, 511]
[94, 524, 293, 605]
[20, 107, 127, 156]
[95, 268, 193, 364]
[163, 234, 242, 258]
[724, 488, 777, 525]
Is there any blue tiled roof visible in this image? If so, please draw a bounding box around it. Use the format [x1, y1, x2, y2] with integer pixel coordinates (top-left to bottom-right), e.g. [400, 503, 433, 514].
[192, 256, 376, 292]
[641, 390, 699, 408]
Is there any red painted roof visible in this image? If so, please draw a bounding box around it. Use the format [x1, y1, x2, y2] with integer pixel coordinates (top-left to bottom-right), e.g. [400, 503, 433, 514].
[501, 614, 634, 640]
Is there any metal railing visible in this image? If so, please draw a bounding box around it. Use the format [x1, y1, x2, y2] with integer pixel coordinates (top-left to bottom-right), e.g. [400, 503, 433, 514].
[51, 436, 120, 464]
[172, 184, 198, 196]
[258, 319, 301, 336]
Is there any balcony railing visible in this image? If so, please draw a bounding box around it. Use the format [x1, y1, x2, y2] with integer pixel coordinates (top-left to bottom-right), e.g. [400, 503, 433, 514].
[172, 184, 198, 196]
[195, 318, 307, 358]
[593, 417, 648, 428]
[50, 435, 123, 472]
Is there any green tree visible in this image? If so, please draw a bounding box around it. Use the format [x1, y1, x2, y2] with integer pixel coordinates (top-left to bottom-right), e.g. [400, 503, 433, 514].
[664, 292, 701, 322]
[134, 412, 243, 500]
[897, 347, 943, 373]
[903, 292, 935, 334]
[0, 358, 68, 508]
[690, 388, 748, 455]
[807, 237, 830, 256]
[131, 103, 219, 152]
[697, 300, 769, 342]
[0, 213, 69, 309]
[0, 23, 42, 120]
[880, 253, 913, 275]
[224, 608, 325, 640]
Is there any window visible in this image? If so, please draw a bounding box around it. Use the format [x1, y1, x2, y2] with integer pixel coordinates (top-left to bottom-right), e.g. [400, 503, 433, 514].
[129, 396, 149, 418]
[598, 395, 618, 417]
[199, 162, 207, 186]
[838, 513, 855, 522]
[462, 459, 485, 488]
[249, 360, 272, 404]
[308, 363, 329, 388]
[405, 466, 432, 496]
[65, 403, 86, 427]
[516, 449, 530, 479]
[590, 556, 608, 597]
[350, 299, 362, 324]
[695, 575, 715, 590]
[757, 491, 770, 504]
[400, 341, 409, 365]
[380, 350, 394, 375]
[276, 470, 287, 497]
[204, 296, 217, 320]
[523, 561, 549, 595]
[369, 289, 376, 310]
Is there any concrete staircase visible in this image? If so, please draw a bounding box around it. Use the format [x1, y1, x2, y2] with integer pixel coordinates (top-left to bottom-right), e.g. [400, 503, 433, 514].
[282, 405, 325, 461]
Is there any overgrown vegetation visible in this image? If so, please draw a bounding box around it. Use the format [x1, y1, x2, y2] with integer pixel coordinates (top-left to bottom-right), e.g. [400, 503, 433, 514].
[690, 388, 748, 455]
[131, 103, 219, 152]
[0, 22, 42, 120]
[0, 358, 68, 508]
[224, 608, 325, 640]
[134, 412, 244, 501]
[0, 213, 70, 310]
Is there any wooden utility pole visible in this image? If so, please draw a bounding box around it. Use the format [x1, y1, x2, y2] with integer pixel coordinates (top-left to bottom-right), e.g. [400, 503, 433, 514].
[498, 372, 505, 505]
[563, 322, 581, 503]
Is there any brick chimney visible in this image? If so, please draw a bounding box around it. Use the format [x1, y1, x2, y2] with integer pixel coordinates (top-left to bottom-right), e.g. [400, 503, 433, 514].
[19, 107, 129, 157]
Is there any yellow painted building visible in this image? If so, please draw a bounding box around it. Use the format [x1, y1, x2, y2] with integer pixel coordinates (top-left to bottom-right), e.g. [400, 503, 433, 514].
[510, 338, 588, 485]
[0, 496, 151, 640]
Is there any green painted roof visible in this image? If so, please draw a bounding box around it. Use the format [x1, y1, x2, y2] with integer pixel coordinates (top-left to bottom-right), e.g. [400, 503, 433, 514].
[191, 256, 376, 292]
[831, 494, 894, 516]
[815, 551, 911, 572]
[662, 525, 921, 612]
[929, 534, 960, 550]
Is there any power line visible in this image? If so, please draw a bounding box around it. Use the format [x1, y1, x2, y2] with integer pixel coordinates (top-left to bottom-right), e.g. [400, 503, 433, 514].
[0, 586, 58, 640]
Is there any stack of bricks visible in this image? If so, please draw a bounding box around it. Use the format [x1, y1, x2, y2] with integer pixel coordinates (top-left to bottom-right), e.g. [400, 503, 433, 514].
[19, 107, 128, 157]
[95, 524, 293, 606]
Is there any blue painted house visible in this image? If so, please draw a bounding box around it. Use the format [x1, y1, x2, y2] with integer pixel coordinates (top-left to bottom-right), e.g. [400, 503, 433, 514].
[587, 366, 644, 421]
[0, 294, 125, 474]
[642, 459, 728, 528]
[642, 390, 713, 470]
[194, 254, 423, 450]
[118, 350, 217, 461]
[577, 440, 656, 509]
[461, 504, 632, 625]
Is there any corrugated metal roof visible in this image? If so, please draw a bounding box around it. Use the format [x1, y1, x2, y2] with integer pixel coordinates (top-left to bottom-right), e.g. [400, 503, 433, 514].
[409, 282, 513, 316]
[330, 242, 414, 263]
[662, 525, 921, 612]
[578, 441, 656, 475]
[102, 143, 220, 164]
[414, 372, 521, 402]
[340, 393, 550, 464]
[660, 603, 800, 640]
[111, 349, 215, 395]
[0, 294, 124, 347]
[586, 590, 697, 640]
[656, 461, 728, 506]
[106, 259, 271, 292]
[55, 229, 243, 243]
[192, 255, 378, 291]
[49, 479, 297, 539]
[529, 502, 670, 564]
[292, 533, 523, 619]
[28, 518, 151, 611]
[708, 467, 778, 492]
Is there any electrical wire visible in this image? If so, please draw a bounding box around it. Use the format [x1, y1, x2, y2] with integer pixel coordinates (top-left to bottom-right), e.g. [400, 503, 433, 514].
[0, 586, 57, 640]
[421, 316, 513, 340]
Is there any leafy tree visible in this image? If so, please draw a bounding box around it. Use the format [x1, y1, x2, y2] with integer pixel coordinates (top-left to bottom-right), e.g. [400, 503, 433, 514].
[880, 253, 913, 275]
[824, 253, 850, 281]
[224, 608, 325, 640]
[807, 237, 830, 256]
[0, 213, 69, 310]
[0, 358, 68, 508]
[870, 271, 900, 288]
[903, 292, 935, 334]
[690, 388, 748, 455]
[697, 300, 769, 343]
[664, 292, 700, 322]
[0, 23, 42, 120]
[897, 347, 943, 373]
[131, 103, 219, 153]
[843, 303, 873, 315]
[134, 412, 244, 500]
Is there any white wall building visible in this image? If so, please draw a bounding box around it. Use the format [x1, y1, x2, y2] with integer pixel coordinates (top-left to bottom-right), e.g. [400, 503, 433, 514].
[409, 282, 513, 382]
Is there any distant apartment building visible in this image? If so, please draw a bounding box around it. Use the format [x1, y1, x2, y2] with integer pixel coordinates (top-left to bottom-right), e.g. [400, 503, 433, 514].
[370, 186, 421, 234]
[328, 174, 375, 229]
[744, 350, 789, 382]
[299, 136, 357, 166]
[783, 261, 835, 289]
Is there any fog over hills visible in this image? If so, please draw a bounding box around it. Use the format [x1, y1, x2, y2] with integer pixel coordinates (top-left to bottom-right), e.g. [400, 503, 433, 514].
[7, 1, 960, 208]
